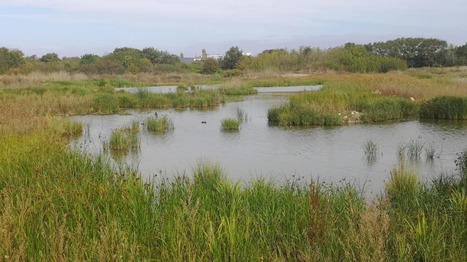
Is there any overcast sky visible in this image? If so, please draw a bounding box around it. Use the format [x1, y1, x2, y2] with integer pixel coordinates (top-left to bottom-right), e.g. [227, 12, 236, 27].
[1, 0, 466, 57]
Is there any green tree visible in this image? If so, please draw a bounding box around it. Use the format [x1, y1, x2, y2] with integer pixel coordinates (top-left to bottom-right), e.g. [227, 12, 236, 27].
[328, 44, 407, 73]
[365, 38, 448, 67]
[62, 57, 81, 72]
[201, 58, 220, 74]
[201, 49, 208, 60]
[108, 47, 143, 67]
[80, 54, 100, 65]
[220, 46, 243, 70]
[0, 47, 25, 74]
[455, 43, 467, 65]
[94, 58, 125, 74]
[142, 47, 179, 65]
[40, 53, 60, 63]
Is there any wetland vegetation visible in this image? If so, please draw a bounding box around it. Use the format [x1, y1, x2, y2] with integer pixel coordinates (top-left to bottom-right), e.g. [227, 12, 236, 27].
[221, 118, 241, 131]
[1, 38, 467, 260]
[146, 116, 173, 133]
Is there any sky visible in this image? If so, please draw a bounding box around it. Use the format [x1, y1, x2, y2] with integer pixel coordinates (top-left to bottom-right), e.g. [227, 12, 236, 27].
[1, 0, 466, 57]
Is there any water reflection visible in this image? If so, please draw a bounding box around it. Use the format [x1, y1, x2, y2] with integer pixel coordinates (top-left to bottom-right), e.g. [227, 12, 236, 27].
[72, 93, 467, 196]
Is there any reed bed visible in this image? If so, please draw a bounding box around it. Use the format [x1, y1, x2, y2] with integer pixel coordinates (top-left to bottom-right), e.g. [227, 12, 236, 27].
[419, 96, 467, 120]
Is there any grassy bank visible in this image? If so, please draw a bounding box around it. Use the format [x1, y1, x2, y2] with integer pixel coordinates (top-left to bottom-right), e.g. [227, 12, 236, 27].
[1, 131, 466, 260]
[267, 69, 467, 126]
[268, 86, 418, 126]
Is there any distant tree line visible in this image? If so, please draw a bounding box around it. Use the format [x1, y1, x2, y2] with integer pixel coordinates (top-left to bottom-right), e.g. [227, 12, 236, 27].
[0, 47, 182, 75]
[0, 38, 466, 75]
[364, 37, 467, 67]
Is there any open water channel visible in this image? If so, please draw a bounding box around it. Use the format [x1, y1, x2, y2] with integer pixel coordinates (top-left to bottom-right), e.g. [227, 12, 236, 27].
[72, 86, 467, 195]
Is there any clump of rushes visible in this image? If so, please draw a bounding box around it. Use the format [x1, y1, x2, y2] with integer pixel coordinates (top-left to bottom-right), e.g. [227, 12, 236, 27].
[221, 118, 241, 131]
[385, 160, 421, 203]
[420, 96, 467, 120]
[147, 116, 173, 133]
[104, 125, 140, 152]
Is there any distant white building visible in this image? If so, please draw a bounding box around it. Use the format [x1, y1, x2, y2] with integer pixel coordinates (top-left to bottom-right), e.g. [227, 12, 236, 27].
[193, 54, 223, 61]
[189, 51, 252, 63]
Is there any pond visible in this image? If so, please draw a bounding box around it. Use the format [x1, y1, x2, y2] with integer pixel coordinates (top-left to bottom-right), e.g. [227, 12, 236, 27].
[72, 90, 467, 196]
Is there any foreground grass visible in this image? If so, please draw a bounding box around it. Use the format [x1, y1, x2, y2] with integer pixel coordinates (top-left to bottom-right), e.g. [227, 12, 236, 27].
[1, 126, 467, 260]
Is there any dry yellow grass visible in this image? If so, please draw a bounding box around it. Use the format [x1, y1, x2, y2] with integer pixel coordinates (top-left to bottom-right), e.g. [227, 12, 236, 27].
[0, 71, 89, 88]
[233, 68, 467, 100]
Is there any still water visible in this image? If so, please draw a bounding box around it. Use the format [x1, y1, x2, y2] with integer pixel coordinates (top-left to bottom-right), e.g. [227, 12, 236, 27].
[72, 92, 467, 195]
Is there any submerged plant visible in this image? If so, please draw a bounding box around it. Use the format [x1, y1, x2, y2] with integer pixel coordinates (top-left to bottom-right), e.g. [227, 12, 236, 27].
[406, 139, 424, 160]
[425, 144, 437, 160]
[236, 108, 248, 122]
[455, 149, 467, 172]
[363, 140, 378, 160]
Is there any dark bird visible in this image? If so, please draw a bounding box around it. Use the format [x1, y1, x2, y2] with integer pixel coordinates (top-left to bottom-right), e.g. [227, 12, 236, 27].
[201, 121, 207, 124]
[154, 112, 158, 117]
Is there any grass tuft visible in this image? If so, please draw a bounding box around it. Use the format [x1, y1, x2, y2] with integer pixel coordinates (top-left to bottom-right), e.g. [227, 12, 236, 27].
[104, 125, 140, 153]
[221, 118, 241, 131]
[146, 116, 173, 133]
